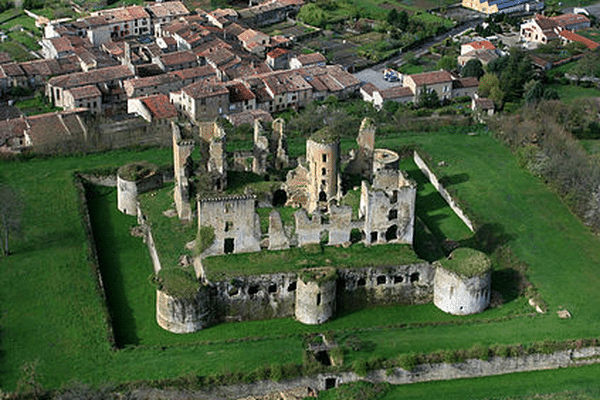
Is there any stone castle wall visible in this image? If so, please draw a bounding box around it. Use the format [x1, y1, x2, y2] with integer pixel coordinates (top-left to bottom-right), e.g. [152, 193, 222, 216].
[156, 288, 214, 334]
[337, 262, 434, 310]
[212, 273, 297, 322]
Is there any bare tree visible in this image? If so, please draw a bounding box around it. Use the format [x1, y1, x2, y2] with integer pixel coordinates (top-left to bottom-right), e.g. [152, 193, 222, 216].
[0, 183, 22, 256]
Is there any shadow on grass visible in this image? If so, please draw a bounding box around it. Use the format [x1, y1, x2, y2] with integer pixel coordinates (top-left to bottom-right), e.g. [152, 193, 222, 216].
[439, 173, 469, 187]
[85, 184, 139, 347]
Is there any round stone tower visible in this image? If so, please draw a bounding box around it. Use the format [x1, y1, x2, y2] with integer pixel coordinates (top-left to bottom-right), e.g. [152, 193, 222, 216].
[306, 129, 340, 213]
[156, 285, 213, 333]
[117, 162, 162, 216]
[433, 248, 492, 315]
[295, 268, 337, 325]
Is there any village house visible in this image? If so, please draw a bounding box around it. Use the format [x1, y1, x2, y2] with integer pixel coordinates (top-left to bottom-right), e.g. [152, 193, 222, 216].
[520, 13, 590, 45]
[127, 93, 179, 123]
[237, 0, 304, 27]
[123, 74, 183, 98]
[462, 0, 543, 14]
[266, 48, 291, 70]
[172, 80, 230, 122]
[47, 65, 134, 108]
[403, 70, 454, 101]
[289, 52, 327, 69]
[146, 1, 190, 32]
[155, 50, 199, 71]
[62, 85, 103, 114]
[169, 64, 218, 86]
[226, 81, 257, 113]
[84, 5, 151, 46]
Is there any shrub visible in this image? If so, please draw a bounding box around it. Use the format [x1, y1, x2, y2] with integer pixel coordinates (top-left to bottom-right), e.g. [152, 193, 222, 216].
[270, 363, 282, 382]
[397, 352, 419, 371]
[352, 359, 368, 377]
[153, 267, 199, 299]
[468, 344, 490, 361]
[196, 226, 215, 254]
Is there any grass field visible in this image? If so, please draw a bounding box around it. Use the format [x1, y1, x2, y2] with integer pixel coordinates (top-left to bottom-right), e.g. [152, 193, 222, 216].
[548, 83, 600, 102]
[3, 125, 600, 394]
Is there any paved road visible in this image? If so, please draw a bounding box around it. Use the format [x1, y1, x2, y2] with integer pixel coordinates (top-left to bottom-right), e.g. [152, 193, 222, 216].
[354, 18, 483, 89]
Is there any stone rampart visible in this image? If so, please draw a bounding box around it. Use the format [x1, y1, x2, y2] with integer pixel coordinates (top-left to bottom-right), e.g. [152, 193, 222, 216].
[212, 273, 297, 322]
[188, 347, 600, 398]
[413, 151, 475, 232]
[434, 266, 491, 315]
[337, 262, 434, 310]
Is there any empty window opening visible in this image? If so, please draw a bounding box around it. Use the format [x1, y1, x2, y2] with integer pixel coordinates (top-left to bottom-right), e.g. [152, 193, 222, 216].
[410, 272, 419, 283]
[228, 287, 239, 297]
[388, 209, 398, 221]
[322, 167, 327, 175]
[319, 191, 327, 202]
[225, 221, 233, 232]
[287, 281, 297, 292]
[385, 225, 398, 241]
[315, 351, 331, 366]
[394, 275, 403, 284]
[322, 154, 327, 162]
[224, 238, 234, 254]
[224, 202, 232, 213]
[268, 284, 277, 293]
[357, 277, 366, 286]
[325, 377, 336, 389]
[391, 190, 398, 204]
[272, 189, 287, 207]
[377, 275, 386, 285]
[248, 285, 260, 296]
[370, 231, 378, 243]
[321, 180, 326, 188]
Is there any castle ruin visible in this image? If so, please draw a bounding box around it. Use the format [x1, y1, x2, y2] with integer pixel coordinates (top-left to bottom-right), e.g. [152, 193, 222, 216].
[118, 118, 493, 333]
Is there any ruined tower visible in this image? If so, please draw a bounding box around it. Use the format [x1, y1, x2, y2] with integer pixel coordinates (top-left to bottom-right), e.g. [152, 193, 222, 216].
[306, 129, 341, 213]
[172, 122, 195, 221]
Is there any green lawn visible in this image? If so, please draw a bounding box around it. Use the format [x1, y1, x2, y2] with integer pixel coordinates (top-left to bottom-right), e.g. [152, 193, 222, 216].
[4, 125, 600, 394]
[15, 97, 61, 116]
[549, 83, 600, 102]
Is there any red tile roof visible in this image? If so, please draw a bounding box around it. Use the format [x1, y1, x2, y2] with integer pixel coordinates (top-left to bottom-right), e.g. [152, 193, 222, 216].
[465, 40, 495, 51]
[160, 50, 198, 67]
[67, 84, 102, 100]
[360, 82, 378, 96]
[379, 86, 413, 99]
[48, 65, 134, 89]
[559, 30, 599, 50]
[169, 65, 217, 80]
[0, 52, 11, 64]
[91, 5, 150, 24]
[148, 1, 190, 18]
[140, 94, 178, 120]
[182, 80, 229, 99]
[267, 47, 290, 59]
[408, 70, 453, 87]
[294, 52, 326, 66]
[453, 76, 479, 88]
[227, 82, 255, 102]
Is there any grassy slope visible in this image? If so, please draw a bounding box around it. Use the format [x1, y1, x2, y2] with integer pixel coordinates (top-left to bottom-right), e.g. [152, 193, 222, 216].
[3, 126, 600, 392]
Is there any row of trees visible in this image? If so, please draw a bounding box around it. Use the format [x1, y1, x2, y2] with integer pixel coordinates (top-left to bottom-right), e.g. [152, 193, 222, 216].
[491, 100, 600, 231]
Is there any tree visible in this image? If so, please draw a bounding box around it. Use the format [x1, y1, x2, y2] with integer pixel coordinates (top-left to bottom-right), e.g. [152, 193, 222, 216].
[523, 79, 544, 105]
[478, 73, 504, 108]
[0, 183, 22, 257]
[297, 3, 327, 27]
[436, 55, 457, 72]
[418, 86, 440, 108]
[461, 59, 484, 79]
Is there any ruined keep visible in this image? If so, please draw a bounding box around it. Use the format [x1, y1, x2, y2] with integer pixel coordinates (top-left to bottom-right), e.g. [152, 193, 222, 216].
[119, 118, 493, 333]
[433, 248, 492, 315]
[117, 162, 163, 216]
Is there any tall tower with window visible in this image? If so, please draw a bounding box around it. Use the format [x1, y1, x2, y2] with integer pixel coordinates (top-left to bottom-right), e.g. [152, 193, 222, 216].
[306, 128, 341, 213]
